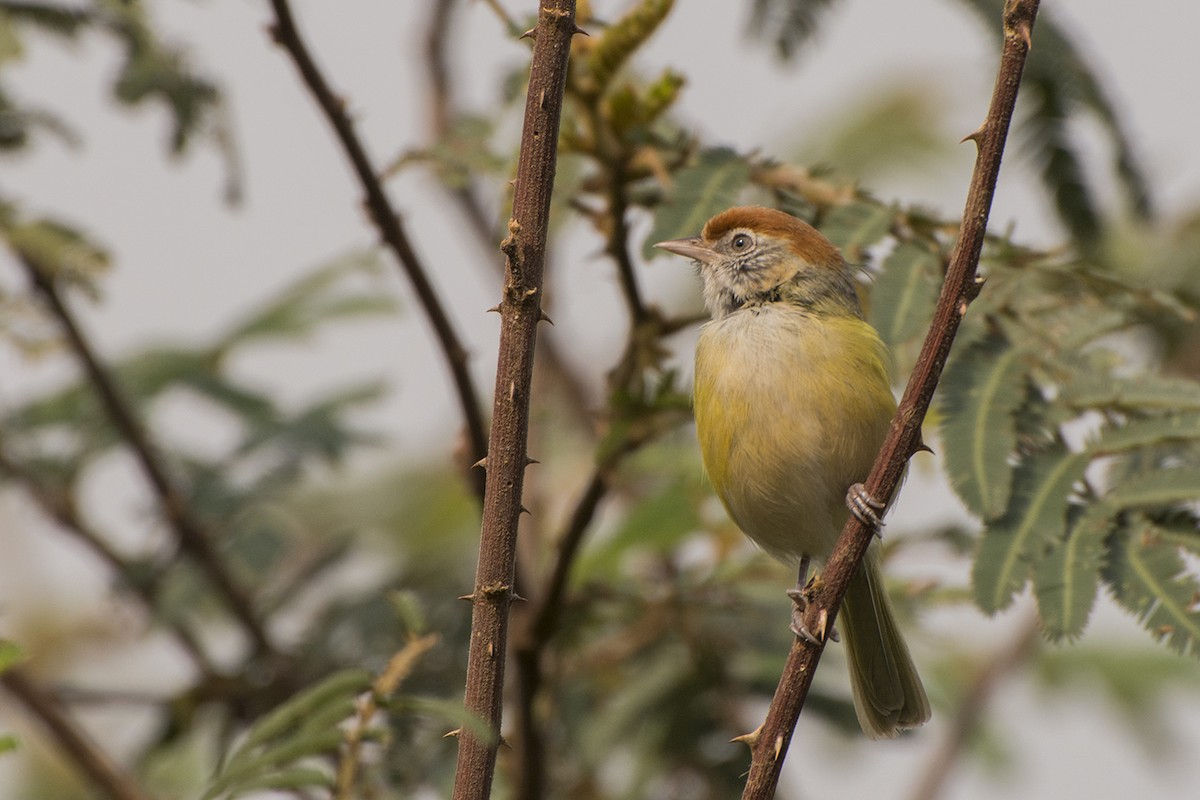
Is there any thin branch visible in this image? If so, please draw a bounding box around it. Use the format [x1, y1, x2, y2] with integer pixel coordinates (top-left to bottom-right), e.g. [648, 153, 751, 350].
[604, 159, 648, 324]
[266, 0, 488, 497]
[741, 2, 1042, 797]
[452, 3, 578, 798]
[0, 447, 219, 677]
[906, 616, 1040, 800]
[1, 668, 154, 800]
[17, 254, 275, 658]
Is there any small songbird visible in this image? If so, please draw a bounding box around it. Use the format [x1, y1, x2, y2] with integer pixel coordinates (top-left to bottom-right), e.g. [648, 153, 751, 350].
[657, 206, 929, 739]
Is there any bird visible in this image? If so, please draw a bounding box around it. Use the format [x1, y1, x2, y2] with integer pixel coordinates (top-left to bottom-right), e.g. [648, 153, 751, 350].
[656, 205, 929, 739]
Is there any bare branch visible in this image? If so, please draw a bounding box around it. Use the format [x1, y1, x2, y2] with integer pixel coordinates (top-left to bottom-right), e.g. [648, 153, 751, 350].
[267, 0, 488, 496]
[452, 2, 578, 797]
[16, 254, 275, 659]
[741, 2, 1043, 797]
[1, 668, 154, 800]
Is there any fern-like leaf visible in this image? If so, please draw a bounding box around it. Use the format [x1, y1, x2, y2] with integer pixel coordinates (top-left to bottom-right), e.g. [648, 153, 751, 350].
[939, 340, 1026, 519]
[1034, 506, 1109, 642]
[747, 0, 841, 61]
[203, 669, 372, 800]
[1105, 519, 1200, 659]
[819, 201, 893, 261]
[1062, 373, 1200, 412]
[973, 446, 1090, 613]
[1093, 412, 1200, 454]
[959, 0, 1152, 245]
[868, 241, 939, 353]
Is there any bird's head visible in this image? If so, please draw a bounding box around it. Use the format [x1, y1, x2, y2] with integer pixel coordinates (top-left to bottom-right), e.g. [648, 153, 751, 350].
[655, 206, 857, 320]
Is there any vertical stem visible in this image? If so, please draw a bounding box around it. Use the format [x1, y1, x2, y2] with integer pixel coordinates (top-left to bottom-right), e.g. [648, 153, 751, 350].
[452, 3, 578, 799]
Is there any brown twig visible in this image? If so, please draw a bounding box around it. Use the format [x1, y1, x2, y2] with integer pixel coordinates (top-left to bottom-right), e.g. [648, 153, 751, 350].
[17, 254, 275, 658]
[603, 159, 649, 325]
[266, 0, 488, 497]
[452, 3, 578, 798]
[1, 668, 154, 800]
[740, 2, 1042, 797]
[906, 616, 1040, 800]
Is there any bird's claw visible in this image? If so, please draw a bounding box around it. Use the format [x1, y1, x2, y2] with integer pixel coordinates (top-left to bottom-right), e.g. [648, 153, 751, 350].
[847, 482, 885, 537]
[788, 587, 838, 644]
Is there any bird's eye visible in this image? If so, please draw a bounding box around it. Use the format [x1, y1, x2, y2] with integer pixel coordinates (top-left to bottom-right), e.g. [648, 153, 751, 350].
[731, 233, 752, 250]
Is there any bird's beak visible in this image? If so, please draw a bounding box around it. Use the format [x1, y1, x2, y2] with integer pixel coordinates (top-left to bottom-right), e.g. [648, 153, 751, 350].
[654, 237, 719, 265]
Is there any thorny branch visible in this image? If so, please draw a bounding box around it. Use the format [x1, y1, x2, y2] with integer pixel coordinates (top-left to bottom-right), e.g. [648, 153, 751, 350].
[741, 2, 1043, 797]
[267, 0, 488, 497]
[452, 3, 579, 799]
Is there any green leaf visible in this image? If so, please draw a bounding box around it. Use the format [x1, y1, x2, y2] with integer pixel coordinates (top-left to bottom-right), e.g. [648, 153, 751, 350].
[973, 446, 1090, 613]
[643, 147, 751, 259]
[0, 640, 24, 673]
[221, 765, 333, 798]
[4, 217, 109, 285]
[939, 340, 1026, 519]
[229, 669, 370, 762]
[868, 241, 940, 352]
[203, 729, 346, 800]
[819, 202, 893, 259]
[1034, 507, 1109, 642]
[959, 0, 1153, 244]
[1061, 373, 1200, 412]
[577, 475, 703, 580]
[1102, 467, 1200, 509]
[0, 3, 91, 37]
[235, 382, 384, 465]
[1106, 519, 1200, 658]
[219, 251, 394, 351]
[406, 114, 505, 189]
[747, 0, 839, 61]
[395, 696, 496, 744]
[1092, 412, 1200, 453]
[0, 734, 17, 754]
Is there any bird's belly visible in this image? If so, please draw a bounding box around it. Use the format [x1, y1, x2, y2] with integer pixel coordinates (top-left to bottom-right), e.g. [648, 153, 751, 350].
[693, 307, 893, 562]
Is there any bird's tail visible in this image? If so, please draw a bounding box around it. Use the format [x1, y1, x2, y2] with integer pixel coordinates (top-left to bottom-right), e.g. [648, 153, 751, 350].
[839, 546, 930, 739]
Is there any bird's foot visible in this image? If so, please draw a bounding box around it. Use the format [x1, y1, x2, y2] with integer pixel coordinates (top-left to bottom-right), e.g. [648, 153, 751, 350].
[847, 482, 885, 537]
[787, 584, 838, 644]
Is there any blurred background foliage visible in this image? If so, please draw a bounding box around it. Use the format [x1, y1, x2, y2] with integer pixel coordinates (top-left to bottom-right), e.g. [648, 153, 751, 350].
[2, 1, 1200, 799]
